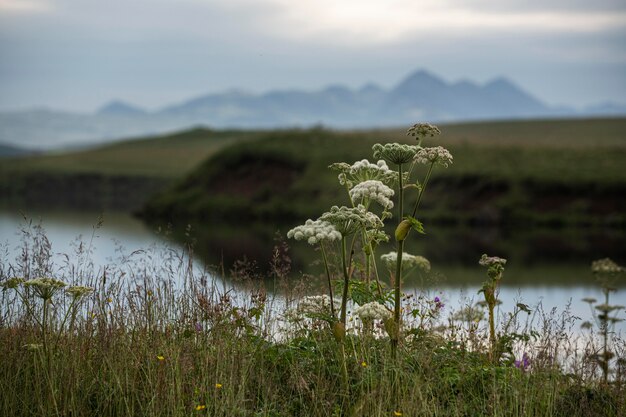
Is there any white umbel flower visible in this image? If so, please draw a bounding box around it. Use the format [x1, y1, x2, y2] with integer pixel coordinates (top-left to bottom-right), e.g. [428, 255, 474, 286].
[297, 295, 340, 315]
[287, 219, 342, 245]
[24, 277, 67, 300]
[354, 302, 392, 321]
[331, 159, 398, 189]
[320, 205, 384, 236]
[380, 251, 431, 272]
[349, 180, 395, 210]
[591, 258, 623, 274]
[372, 143, 420, 165]
[415, 146, 453, 167]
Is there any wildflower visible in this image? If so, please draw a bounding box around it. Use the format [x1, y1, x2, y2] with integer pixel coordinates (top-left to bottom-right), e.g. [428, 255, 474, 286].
[407, 122, 441, 140]
[372, 143, 420, 165]
[330, 159, 398, 188]
[591, 258, 623, 274]
[349, 180, 395, 210]
[354, 302, 392, 321]
[23, 277, 67, 300]
[157, 355, 165, 361]
[106, 297, 113, 303]
[297, 295, 340, 315]
[1, 277, 24, 290]
[66, 285, 94, 299]
[434, 296, 444, 310]
[361, 361, 367, 367]
[514, 352, 531, 371]
[215, 383, 222, 389]
[195, 405, 206, 411]
[320, 205, 383, 236]
[195, 322, 202, 332]
[414, 146, 453, 167]
[479, 254, 507, 267]
[394, 411, 403, 416]
[287, 219, 342, 245]
[380, 252, 431, 273]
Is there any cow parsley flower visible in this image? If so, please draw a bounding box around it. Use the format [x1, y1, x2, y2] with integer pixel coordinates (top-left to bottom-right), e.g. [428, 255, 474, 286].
[372, 143, 420, 165]
[407, 122, 441, 140]
[298, 295, 340, 315]
[320, 205, 383, 236]
[349, 180, 395, 210]
[66, 285, 94, 299]
[24, 277, 67, 300]
[591, 258, 623, 274]
[1, 277, 24, 290]
[354, 301, 392, 321]
[330, 159, 398, 188]
[380, 251, 431, 272]
[414, 146, 453, 167]
[479, 254, 507, 268]
[287, 219, 342, 245]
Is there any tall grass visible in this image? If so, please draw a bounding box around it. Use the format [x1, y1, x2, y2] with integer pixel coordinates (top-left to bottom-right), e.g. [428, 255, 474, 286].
[0, 220, 624, 416]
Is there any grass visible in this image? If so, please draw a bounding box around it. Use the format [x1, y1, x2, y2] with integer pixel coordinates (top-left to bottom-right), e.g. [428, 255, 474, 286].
[0, 223, 624, 417]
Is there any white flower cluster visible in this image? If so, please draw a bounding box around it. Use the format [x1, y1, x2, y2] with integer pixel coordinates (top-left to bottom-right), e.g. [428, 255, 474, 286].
[351, 159, 397, 186]
[380, 251, 431, 272]
[479, 254, 507, 268]
[414, 146, 453, 167]
[320, 205, 383, 236]
[354, 302, 392, 321]
[297, 295, 340, 315]
[66, 285, 95, 299]
[349, 180, 395, 210]
[372, 143, 420, 165]
[24, 277, 67, 300]
[287, 219, 342, 245]
[591, 258, 624, 274]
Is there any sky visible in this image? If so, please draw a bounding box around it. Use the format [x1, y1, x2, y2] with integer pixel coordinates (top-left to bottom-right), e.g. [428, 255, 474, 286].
[0, 0, 625, 112]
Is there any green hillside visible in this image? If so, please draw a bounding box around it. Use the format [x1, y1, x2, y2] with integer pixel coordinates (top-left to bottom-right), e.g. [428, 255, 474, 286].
[141, 118, 626, 229]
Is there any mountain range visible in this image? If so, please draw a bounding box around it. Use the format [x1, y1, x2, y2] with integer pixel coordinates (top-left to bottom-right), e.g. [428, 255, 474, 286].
[1, 69, 624, 151]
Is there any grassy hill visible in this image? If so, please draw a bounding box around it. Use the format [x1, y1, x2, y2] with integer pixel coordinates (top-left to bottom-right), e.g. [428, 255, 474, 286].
[140, 118, 626, 228]
[1, 117, 625, 218]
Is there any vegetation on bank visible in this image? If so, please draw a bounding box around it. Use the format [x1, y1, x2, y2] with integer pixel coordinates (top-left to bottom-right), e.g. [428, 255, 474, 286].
[141, 118, 626, 228]
[0, 220, 625, 417]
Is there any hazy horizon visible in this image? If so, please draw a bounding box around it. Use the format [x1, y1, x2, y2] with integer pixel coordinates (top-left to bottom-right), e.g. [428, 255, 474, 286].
[1, 0, 625, 113]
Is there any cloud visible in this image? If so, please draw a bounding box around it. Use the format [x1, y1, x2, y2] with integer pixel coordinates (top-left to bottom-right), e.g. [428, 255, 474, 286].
[0, 0, 51, 12]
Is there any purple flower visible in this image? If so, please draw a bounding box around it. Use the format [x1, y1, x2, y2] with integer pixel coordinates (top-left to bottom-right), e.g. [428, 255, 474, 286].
[194, 322, 202, 332]
[434, 296, 444, 310]
[514, 353, 531, 370]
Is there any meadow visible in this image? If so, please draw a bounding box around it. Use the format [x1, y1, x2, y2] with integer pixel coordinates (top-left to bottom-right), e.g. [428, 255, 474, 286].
[1, 118, 625, 416]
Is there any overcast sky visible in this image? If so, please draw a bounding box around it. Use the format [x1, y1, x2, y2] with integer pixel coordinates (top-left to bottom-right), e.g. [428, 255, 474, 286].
[0, 0, 625, 112]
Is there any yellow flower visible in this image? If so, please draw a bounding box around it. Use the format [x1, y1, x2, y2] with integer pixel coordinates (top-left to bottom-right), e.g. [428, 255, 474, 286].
[106, 297, 112, 303]
[215, 383, 222, 389]
[361, 361, 367, 367]
[195, 405, 206, 411]
[394, 411, 403, 416]
[157, 355, 165, 361]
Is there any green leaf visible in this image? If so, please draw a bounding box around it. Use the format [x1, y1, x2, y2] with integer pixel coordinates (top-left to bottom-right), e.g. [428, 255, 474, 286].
[405, 216, 426, 235]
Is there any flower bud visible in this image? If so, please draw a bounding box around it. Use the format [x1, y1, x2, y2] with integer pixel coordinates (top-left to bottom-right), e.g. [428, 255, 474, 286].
[395, 219, 411, 241]
[332, 321, 346, 343]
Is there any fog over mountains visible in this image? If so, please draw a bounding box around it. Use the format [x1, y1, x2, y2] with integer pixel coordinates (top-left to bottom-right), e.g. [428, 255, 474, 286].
[1, 69, 624, 151]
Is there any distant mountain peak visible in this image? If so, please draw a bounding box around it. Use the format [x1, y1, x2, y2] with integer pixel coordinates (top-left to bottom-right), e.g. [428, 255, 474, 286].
[97, 100, 145, 116]
[393, 69, 447, 94]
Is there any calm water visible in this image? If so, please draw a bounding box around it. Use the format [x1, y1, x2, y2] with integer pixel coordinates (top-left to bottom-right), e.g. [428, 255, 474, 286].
[1, 208, 624, 333]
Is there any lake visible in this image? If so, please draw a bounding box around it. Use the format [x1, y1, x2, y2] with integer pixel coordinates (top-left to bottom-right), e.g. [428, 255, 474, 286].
[1, 208, 624, 334]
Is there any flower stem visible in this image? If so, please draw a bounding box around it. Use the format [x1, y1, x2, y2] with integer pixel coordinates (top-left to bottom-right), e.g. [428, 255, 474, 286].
[340, 237, 350, 325]
[320, 243, 336, 320]
[411, 162, 434, 218]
